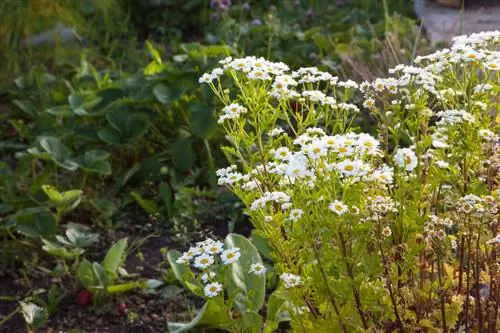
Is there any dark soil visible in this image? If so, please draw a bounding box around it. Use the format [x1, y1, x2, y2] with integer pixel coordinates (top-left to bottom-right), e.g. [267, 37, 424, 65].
[0, 196, 251, 333]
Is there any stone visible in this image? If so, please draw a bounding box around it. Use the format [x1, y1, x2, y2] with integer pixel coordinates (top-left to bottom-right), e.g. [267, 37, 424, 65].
[414, 0, 500, 43]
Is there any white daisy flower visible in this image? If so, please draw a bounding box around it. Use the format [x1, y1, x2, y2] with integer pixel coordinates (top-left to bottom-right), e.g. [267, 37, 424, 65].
[280, 273, 302, 288]
[204, 282, 223, 298]
[249, 263, 267, 275]
[393, 148, 418, 171]
[204, 241, 224, 255]
[194, 254, 215, 269]
[329, 200, 348, 216]
[289, 209, 304, 221]
[220, 248, 241, 265]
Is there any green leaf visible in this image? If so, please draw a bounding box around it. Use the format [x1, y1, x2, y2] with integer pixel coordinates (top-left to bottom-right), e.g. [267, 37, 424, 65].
[153, 83, 173, 104]
[68, 93, 84, 109]
[159, 182, 173, 217]
[105, 108, 150, 140]
[130, 192, 158, 215]
[98, 126, 123, 144]
[224, 234, 266, 312]
[92, 262, 109, 289]
[74, 149, 112, 175]
[170, 139, 195, 172]
[20, 302, 48, 329]
[241, 311, 263, 333]
[107, 282, 142, 293]
[251, 230, 273, 260]
[146, 40, 162, 64]
[167, 300, 233, 333]
[41, 239, 84, 259]
[42, 185, 83, 210]
[77, 259, 96, 290]
[16, 212, 57, 238]
[189, 103, 215, 138]
[37, 137, 79, 170]
[144, 61, 164, 76]
[166, 250, 201, 296]
[102, 238, 128, 276]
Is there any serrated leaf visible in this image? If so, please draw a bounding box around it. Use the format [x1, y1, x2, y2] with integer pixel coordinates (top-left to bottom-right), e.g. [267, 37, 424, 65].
[102, 238, 128, 276]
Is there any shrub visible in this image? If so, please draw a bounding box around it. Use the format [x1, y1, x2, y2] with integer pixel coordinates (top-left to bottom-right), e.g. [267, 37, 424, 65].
[188, 31, 500, 331]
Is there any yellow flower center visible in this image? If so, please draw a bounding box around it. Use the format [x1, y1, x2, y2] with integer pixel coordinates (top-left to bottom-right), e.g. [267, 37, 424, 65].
[201, 258, 209, 264]
[313, 147, 321, 154]
[405, 156, 412, 165]
[344, 165, 354, 171]
[209, 286, 217, 292]
[227, 252, 235, 259]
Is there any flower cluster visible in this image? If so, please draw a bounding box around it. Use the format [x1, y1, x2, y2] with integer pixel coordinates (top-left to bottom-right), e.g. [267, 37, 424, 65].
[176, 238, 241, 298]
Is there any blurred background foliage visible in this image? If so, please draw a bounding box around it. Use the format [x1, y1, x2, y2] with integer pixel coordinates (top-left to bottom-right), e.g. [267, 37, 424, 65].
[0, 0, 431, 258]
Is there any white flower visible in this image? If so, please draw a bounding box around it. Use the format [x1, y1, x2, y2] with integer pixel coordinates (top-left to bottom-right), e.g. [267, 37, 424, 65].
[194, 254, 215, 269]
[289, 209, 304, 221]
[198, 73, 213, 84]
[249, 263, 267, 275]
[363, 98, 376, 109]
[274, 147, 292, 161]
[329, 200, 348, 216]
[204, 282, 223, 298]
[304, 141, 327, 159]
[220, 248, 241, 265]
[176, 254, 191, 265]
[201, 271, 216, 283]
[337, 159, 363, 177]
[382, 226, 392, 237]
[280, 273, 302, 288]
[393, 148, 418, 171]
[269, 127, 284, 137]
[479, 129, 495, 141]
[204, 241, 224, 255]
[435, 160, 449, 169]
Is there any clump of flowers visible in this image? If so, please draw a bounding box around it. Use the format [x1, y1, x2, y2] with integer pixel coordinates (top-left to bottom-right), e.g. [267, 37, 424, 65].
[199, 31, 500, 332]
[176, 237, 241, 298]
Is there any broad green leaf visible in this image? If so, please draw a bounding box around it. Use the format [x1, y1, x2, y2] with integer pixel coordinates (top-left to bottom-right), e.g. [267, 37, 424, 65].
[224, 234, 266, 312]
[170, 139, 195, 172]
[166, 250, 201, 296]
[74, 149, 112, 175]
[189, 103, 215, 138]
[41, 239, 84, 259]
[102, 238, 128, 276]
[77, 259, 96, 290]
[241, 311, 263, 333]
[39, 137, 69, 161]
[130, 192, 158, 215]
[153, 83, 173, 104]
[16, 212, 57, 238]
[92, 262, 109, 288]
[98, 126, 123, 144]
[167, 300, 233, 333]
[105, 108, 150, 140]
[251, 230, 273, 260]
[37, 137, 78, 171]
[42, 185, 82, 209]
[68, 93, 84, 109]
